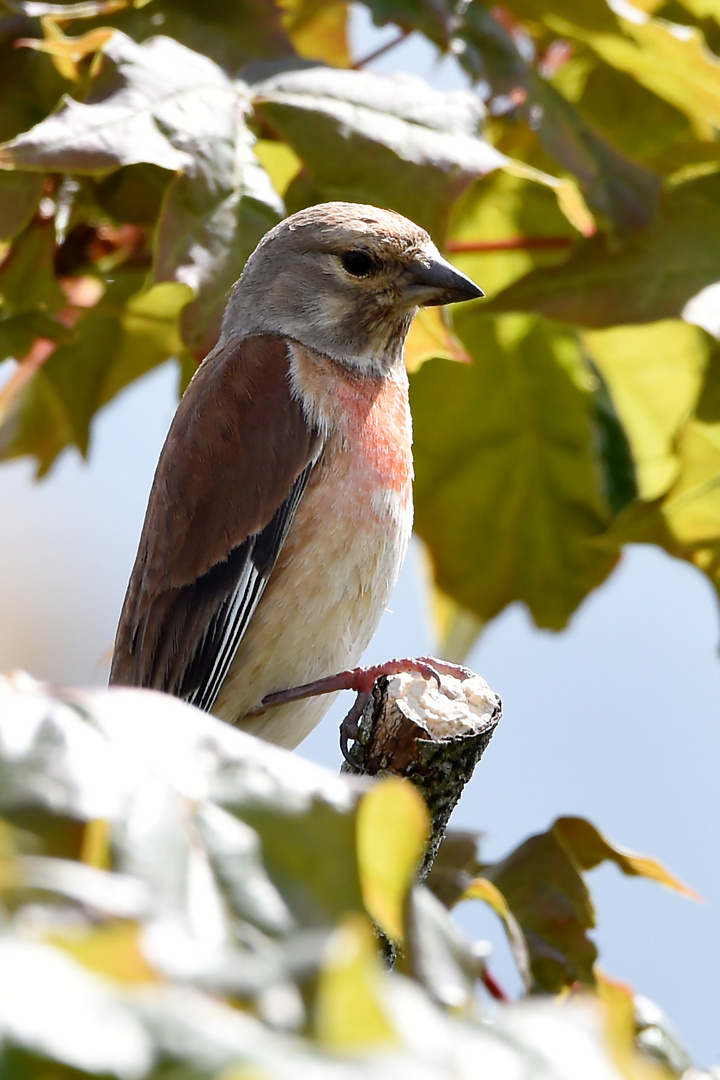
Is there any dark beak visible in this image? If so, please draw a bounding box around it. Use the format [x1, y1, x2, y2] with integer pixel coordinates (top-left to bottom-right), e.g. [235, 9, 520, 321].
[403, 252, 484, 307]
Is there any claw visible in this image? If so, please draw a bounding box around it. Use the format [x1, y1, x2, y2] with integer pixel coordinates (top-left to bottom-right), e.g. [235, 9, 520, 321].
[339, 689, 371, 765]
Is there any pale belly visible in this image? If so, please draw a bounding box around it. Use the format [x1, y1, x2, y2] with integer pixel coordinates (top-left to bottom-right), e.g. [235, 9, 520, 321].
[213, 448, 413, 748]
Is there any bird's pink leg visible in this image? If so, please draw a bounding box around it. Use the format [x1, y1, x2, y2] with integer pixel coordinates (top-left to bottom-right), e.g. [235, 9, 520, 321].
[246, 657, 448, 759]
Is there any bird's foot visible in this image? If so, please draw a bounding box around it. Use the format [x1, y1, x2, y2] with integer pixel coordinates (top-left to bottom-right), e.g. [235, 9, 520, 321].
[247, 657, 449, 764]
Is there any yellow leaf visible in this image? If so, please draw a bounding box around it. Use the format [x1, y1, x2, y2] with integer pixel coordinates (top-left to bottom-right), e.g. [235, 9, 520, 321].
[254, 139, 302, 197]
[315, 913, 397, 1051]
[463, 875, 512, 916]
[503, 159, 596, 237]
[596, 973, 677, 1080]
[17, 21, 115, 82]
[662, 421, 720, 543]
[405, 307, 470, 374]
[47, 921, 158, 985]
[80, 819, 111, 870]
[553, 817, 702, 901]
[461, 877, 531, 986]
[101, 281, 194, 404]
[357, 778, 429, 943]
[279, 0, 350, 68]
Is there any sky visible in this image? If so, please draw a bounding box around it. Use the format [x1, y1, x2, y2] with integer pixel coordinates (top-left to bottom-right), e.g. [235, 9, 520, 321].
[0, 6, 718, 1069]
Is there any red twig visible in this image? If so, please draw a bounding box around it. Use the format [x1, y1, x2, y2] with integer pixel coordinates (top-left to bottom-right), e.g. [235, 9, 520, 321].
[352, 28, 411, 69]
[482, 968, 510, 1002]
[447, 236, 573, 253]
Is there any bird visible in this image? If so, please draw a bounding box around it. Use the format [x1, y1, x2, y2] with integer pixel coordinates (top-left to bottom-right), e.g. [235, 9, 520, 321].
[109, 202, 483, 749]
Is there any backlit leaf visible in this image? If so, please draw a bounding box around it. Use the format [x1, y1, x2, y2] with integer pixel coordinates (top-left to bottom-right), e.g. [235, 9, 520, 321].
[576, 8, 720, 140]
[460, 876, 531, 989]
[583, 320, 710, 500]
[0, 272, 191, 471]
[456, 4, 661, 232]
[411, 313, 617, 630]
[487, 172, 720, 328]
[280, 0, 350, 67]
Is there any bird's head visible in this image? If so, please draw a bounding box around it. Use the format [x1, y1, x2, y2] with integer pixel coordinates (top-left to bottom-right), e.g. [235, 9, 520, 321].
[221, 202, 483, 376]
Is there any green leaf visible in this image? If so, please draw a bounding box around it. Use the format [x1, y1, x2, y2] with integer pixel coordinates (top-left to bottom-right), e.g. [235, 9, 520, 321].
[479, 816, 698, 994]
[410, 313, 617, 630]
[0, 675, 644, 1078]
[0, 171, 44, 241]
[486, 172, 720, 327]
[481, 825, 598, 992]
[62, 0, 295, 72]
[253, 65, 508, 239]
[239, 795, 364, 928]
[0, 311, 73, 364]
[0, 273, 191, 472]
[587, 360, 639, 516]
[556, 55, 700, 170]
[427, 586, 487, 663]
[573, 8, 720, 138]
[0, 33, 193, 174]
[155, 133, 283, 358]
[0, 32, 285, 358]
[0, 938, 154, 1076]
[447, 170, 579, 301]
[361, 0, 457, 49]
[101, 279, 193, 403]
[621, 349, 720, 602]
[0, 12, 69, 145]
[95, 162, 170, 226]
[0, 216, 65, 317]
[503, 0, 624, 34]
[423, 829, 482, 909]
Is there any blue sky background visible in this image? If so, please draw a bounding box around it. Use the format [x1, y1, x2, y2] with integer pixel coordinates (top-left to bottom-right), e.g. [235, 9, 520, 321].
[0, 7, 718, 1067]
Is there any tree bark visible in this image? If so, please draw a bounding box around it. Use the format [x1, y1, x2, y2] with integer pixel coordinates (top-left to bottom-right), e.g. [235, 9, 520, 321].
[341, 663, 501, 881]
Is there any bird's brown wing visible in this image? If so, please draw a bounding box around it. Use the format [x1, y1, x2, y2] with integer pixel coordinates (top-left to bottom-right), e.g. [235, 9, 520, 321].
[109, 333, 323, 709]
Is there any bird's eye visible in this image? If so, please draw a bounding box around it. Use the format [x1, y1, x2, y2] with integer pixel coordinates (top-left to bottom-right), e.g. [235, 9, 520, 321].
[341, 250, 376, 277]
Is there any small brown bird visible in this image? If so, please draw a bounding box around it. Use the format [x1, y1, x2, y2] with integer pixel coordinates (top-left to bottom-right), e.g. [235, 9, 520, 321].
[110, 202, 482, 748]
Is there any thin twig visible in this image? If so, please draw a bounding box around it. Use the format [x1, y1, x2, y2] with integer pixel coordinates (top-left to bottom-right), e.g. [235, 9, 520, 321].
[482, 968, 510, 1002]
[352, 28, 411, 69]
[447, 236, 573, 254]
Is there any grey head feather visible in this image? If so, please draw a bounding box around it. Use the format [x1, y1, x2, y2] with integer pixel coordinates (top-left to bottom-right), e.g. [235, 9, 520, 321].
[218, 202, 476, 377]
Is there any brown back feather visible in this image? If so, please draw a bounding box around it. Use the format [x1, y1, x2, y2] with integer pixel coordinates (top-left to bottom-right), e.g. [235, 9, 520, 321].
[110, 334, 322, 692]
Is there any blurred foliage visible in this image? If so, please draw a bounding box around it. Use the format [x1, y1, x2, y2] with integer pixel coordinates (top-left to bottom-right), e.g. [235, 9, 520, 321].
[0, 674, 698, 1078]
